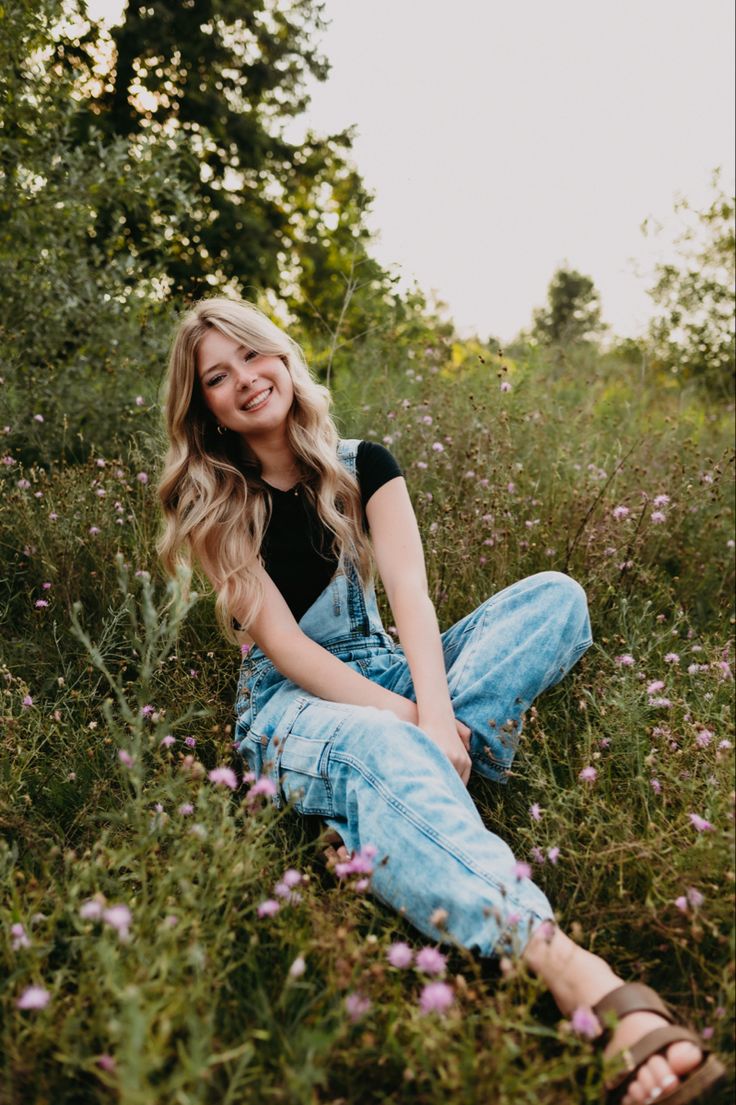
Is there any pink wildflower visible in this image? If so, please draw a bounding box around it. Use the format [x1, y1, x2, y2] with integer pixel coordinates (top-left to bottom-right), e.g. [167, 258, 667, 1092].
[547, 846, 560, 865]
[530, 803, 542, 821]
[89, 526, 100, 535]
[118, 749, 134, 768]
[79, 899, 104, 920]
[530, 846, 545, 864]
[17, 986, 50, 1010]
[649, 696, 672, 708]
[257, 899, 280, 918]
[140, 704, 154, 717]
[431, 442, 444, 453]
[500, 380, 512, 393]
[281, 868, 302, 889]
[578, 766, 597, 783]
[687, 887, 704, 908]
[570, 1006, 601, 1039]
[387, 941, 414, 968]
[650, 778, 662, 794]
[208, 766, 238, 789]
[695, 730, 714, 749]
[248, 777, 277, 799]
[135, 395, 145, 406]
[415, 946, 447, 975]
[419, 981, 454, 1014]
[513, 861, 531, 880]
[136, 471, 149, 484]
[103, 904, 132, 940]
[689, 813, 714, 832]
[178, 803, 194, 815]
[160, 734, 176, 747]
[34, 599, 49, 609]
[674, 895, 688, 912]
[22, 695, 33, 708]
[97, 1054, 116, 1072]
[615, 654, 635, 666]
[345, 992, 372, 1022]
[335, 844, 377, 878]
[664, 653, 680, 664]
[33, 414, 44, 423]
[612, 506, 630, 520]
[653, 494, 670, 506]
[651, 510, 666, 524]
[11, 923, 30, 950]
[646, 680, 665, 695]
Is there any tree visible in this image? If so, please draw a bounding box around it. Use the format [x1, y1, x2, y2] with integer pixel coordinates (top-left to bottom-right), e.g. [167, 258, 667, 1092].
[531, 267, 605, 346]
[63, 0, 397, 340]
[643, 170, 735, 399]
[0, 0, 197, 461]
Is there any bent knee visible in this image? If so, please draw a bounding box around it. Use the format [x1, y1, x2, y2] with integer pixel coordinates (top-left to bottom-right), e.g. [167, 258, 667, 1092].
[531, 570, 588, 610]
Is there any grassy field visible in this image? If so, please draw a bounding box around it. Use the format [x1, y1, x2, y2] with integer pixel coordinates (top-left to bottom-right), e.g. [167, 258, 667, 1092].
[1, 339, 734, 1104]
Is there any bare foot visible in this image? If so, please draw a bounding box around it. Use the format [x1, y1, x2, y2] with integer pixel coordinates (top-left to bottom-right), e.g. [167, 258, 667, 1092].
[604, 1009, 702, 1105]
[522, 924, 703, 1104]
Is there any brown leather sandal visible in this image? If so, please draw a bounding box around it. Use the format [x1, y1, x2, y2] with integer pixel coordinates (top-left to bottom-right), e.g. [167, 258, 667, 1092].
[592, 983, 726, 1104]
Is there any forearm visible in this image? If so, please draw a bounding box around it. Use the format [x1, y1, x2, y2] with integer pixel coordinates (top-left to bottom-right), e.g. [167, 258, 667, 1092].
[389, 586, 455, 726]
[265, 629, 417, 724]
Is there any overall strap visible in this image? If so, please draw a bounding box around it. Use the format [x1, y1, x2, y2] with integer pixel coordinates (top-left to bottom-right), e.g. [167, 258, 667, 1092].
[336, 438, 361, 475]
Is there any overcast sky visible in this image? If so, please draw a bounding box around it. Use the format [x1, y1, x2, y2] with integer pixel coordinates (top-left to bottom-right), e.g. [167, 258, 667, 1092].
[89, 0, 735, 342]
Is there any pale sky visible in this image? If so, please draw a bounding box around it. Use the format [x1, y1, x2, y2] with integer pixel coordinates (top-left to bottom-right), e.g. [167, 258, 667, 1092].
[89, 0, 735, 342]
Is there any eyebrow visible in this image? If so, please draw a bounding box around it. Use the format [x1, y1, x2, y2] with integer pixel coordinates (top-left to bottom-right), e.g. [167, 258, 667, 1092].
[199, 344, 247, 378]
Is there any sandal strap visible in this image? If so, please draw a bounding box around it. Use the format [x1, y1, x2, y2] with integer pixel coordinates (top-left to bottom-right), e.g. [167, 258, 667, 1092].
[607, 1024, 704, 1094]
[593, 983, 674, 1028]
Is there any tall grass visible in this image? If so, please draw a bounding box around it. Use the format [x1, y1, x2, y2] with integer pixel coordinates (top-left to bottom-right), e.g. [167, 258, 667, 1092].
[1, 340, 733, 1103]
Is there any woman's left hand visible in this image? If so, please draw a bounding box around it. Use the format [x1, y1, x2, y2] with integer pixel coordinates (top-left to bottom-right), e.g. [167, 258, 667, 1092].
[455, 717, 471, 752]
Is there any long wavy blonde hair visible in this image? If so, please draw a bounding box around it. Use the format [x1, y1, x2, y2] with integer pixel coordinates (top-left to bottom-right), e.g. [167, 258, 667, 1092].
[157, 297, 373, 641]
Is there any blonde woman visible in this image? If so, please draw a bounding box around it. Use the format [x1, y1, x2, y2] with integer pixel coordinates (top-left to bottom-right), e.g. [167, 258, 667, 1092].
[158, 297, 723, 1105]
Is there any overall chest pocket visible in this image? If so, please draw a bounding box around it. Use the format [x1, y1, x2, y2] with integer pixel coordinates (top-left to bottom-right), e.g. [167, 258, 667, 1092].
[277, 699, 349, 818]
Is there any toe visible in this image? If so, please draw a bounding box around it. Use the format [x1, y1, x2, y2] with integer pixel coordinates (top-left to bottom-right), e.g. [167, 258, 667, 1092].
[647, 1055, 677, 1098]
[665, 1040, 702, 1079]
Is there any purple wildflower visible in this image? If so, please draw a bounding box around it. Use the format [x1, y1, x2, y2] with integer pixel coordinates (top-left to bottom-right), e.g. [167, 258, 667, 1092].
[570, 1006, 601, 1038]
[415, 947, 447, 976]
[387, 942, 413, 968]
[419, 981, 454, 1014]
[17, 986, 50, 1010]
[345, 992, 372, 1023]
[257, 899, 280, 918]
[208, 766, 238, 789]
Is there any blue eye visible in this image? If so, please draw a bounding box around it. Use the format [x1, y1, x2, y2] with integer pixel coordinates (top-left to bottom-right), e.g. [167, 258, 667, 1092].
[243, 350, 257, 361]
[206, 373, 225, 388]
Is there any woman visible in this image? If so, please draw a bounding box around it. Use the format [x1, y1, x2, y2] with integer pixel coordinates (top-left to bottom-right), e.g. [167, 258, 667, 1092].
[158, 297, 723, 1105]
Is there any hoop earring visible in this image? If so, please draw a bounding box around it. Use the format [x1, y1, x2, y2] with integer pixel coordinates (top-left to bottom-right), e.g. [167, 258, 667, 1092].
[216, 424, 226, 436]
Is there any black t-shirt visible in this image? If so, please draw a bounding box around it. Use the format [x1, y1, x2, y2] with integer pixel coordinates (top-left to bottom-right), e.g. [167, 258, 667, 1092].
[261, 441, 402, 623]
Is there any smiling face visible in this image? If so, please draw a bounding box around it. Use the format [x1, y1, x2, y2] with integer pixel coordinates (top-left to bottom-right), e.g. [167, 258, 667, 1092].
[196, 328, 295, 442]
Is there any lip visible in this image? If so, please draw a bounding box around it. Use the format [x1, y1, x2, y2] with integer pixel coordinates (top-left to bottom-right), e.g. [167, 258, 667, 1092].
[240, 386, 273, 413]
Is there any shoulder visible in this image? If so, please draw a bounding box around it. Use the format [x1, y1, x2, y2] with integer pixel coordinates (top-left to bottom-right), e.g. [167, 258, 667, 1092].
[356, 440, 403, 478]
[355, 440, 404, 509]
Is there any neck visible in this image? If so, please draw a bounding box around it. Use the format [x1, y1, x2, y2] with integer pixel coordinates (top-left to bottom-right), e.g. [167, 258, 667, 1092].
[238, 429, 299, 486]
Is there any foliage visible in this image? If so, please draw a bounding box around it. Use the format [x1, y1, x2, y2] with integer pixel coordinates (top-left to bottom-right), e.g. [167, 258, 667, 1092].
[531, 267, 606, 347]
[64, 0, 404, 339]
[643, 170, 735, 399]
[1, 333, 734, 1103]
[0, 0, 198, 464]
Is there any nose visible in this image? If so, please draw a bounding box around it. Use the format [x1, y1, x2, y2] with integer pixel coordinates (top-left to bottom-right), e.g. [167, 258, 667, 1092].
[236, 366, 258, 389]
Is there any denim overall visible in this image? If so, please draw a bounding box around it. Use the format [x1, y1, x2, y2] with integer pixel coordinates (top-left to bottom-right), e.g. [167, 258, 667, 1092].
[235, 440, 593, 956]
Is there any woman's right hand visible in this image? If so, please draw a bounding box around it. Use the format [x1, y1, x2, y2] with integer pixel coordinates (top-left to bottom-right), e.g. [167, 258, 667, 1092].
[418, 717, 472, 786]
